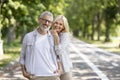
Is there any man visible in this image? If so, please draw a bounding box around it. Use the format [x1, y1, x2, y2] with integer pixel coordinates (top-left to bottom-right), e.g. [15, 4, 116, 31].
[19, 11, 61, 80]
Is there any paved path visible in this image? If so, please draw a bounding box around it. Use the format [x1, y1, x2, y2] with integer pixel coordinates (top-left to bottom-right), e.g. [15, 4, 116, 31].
[70, 38, 120, 80]
[0, 38, 120, 80]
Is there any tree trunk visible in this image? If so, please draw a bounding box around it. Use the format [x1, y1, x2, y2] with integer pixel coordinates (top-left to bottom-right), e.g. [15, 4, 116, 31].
[97, 12, 101, 41]
[105, 19, 110, 42]
[73, 29, 79, 37]
[7, 26, 16, 45]
[82, 19, 88, 39]
[82, 26, 87, 38]
[91, 15, 95, 40]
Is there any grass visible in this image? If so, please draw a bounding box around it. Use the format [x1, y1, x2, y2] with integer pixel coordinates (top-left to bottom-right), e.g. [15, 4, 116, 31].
[0, 39, 21, 69]
[79, 37, 120, 54]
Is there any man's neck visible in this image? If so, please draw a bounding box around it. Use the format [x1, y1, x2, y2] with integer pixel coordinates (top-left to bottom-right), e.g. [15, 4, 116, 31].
[37, 27, 47, 35]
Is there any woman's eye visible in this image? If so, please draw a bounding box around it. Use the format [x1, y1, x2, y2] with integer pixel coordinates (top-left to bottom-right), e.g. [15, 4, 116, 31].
[60, 24, 63, 26]
[55, 22, 58, 24]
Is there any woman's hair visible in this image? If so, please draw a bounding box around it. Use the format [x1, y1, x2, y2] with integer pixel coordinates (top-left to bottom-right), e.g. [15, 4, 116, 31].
[53, 15, 70, 32]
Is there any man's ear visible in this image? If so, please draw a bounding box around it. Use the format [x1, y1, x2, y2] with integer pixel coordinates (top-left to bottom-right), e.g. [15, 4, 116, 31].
[38, 18, 41, 23]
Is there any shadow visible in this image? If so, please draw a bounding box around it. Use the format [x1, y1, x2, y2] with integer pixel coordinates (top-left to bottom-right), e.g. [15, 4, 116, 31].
[72, 62, 102, 80]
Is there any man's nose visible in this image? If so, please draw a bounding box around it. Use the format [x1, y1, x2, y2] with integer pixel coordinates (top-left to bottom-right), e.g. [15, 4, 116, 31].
[45, 21, 49, 24]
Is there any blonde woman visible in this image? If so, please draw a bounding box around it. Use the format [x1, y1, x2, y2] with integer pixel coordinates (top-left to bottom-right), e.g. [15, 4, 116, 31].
[51, 15, 73, 80]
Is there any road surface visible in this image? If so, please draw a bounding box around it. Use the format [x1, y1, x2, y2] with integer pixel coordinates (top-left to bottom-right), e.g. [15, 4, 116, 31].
[0, 37, 120, 80]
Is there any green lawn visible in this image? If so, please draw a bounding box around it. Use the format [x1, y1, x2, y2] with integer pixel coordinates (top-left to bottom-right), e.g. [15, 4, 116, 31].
[79, 37, 120, 55]
[0, 39, 21, 69]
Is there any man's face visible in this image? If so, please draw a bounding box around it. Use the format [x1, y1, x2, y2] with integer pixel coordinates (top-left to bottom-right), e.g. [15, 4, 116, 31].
[39, 15, 53, 32]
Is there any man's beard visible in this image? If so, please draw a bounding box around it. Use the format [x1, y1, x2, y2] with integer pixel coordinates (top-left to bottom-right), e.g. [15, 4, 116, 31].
[40, 24, 50, 32]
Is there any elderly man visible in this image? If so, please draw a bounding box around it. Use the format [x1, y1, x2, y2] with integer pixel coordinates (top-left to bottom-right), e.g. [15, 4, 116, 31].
[19, 11, 61, 80]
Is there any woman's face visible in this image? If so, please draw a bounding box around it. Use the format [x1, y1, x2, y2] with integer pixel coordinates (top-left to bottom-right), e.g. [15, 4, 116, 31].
[53, 19, 64, 33]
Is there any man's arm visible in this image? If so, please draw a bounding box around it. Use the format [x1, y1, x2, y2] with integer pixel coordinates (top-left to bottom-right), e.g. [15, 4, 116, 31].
[19, 35, 32, 79]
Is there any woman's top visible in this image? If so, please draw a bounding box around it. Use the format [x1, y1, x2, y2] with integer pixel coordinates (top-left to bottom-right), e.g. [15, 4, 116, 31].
[55, 32, 73, 73]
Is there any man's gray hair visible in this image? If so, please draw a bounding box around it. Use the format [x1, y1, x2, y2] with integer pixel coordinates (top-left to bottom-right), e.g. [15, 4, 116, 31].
[39, 11, 53, 19]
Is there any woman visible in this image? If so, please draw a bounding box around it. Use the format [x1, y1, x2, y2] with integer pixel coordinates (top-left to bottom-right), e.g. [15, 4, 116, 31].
[51, 15, 73, 80]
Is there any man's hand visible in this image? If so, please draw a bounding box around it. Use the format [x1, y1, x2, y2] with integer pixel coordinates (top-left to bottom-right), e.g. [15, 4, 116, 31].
[22, 71, 32, 79]
[21, 64, 33, 79]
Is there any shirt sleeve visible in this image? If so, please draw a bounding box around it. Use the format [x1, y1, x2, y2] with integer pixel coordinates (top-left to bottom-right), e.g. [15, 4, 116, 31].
[55, 33, 70, 56]
[19, 35, 27, 65]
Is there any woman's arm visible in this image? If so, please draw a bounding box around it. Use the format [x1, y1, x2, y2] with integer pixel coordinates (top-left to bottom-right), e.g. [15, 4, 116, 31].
[51, 30, 63, 75]
[59, 33, 70, 48]
[55, 33, 70, 56]
[50, 30, 59, 45]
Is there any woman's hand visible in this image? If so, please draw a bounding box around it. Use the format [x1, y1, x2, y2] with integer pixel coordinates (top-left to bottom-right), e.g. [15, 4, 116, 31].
[51, 30, 59, 45]
[50, 30, 59, 38]
[54, 68, 62, 76]
[54, 61, 63, 75]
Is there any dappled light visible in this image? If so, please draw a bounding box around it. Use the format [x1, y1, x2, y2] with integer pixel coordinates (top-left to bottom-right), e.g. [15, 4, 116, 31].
[0, 0, 120, 80]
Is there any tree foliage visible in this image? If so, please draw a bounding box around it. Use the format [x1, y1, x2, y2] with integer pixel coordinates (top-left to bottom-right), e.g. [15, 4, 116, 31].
[1, 0, 120, 44]
[65, 0, 119, 41]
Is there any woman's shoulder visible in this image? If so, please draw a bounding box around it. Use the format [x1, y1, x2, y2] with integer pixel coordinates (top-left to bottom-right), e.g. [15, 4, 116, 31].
[60, 32, 70, 36]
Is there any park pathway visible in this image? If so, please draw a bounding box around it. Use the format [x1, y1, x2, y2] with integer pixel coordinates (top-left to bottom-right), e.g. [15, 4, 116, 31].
[0, 37, 120, 80]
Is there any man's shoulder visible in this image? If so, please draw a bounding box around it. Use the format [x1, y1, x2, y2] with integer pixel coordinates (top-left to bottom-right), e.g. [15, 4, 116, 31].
[24, 30, 36, 38]
[26, 31, 34, 35]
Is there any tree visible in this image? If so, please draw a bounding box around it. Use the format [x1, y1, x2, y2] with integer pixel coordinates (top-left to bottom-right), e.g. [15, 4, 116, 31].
[104, 3, 118, 42]
[0, 0, 8, 54]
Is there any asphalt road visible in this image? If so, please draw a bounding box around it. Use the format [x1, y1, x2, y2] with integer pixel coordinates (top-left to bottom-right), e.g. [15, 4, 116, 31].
[0, 37, 120, 80]
[70, 38, 120, 80]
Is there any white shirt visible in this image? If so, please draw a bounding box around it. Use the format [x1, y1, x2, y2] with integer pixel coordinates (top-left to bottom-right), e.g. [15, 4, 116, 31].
[19, 30, 58, 76]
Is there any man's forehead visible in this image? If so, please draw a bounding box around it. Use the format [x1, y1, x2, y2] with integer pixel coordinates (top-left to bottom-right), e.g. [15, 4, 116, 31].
[43, 15, 53, 21]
